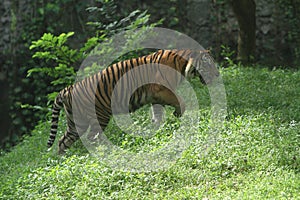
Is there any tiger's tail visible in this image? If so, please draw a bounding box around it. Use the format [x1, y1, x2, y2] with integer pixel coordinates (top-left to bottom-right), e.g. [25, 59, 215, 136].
[48, 94, 63, 148]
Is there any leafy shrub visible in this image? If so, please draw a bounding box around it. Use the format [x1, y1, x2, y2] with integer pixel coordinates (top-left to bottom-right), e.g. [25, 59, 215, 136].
[2, 0, 160, 150]
[27, 9, 159, 102]
[219, 45, 237, 67]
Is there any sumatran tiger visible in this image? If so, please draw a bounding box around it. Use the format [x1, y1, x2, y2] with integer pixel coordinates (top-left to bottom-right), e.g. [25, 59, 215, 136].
[47, 49, 219, 154]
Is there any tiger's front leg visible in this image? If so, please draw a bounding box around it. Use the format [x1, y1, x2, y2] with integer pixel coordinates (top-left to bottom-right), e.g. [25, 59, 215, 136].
[172, 95, 185, 117]
[151, 104, 164, 124]
[151, 85, 185, 118]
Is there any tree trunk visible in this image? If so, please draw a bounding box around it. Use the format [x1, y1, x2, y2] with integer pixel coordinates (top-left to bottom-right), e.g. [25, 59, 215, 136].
[0, 0, 13, 145]
[0, 60, 11, 145]
[230, 0, 256, 64]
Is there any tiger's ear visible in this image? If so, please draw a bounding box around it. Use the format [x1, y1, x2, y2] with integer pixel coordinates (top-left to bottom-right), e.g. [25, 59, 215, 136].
[185, 58, 194, 77]
[200, 49, 210, 54]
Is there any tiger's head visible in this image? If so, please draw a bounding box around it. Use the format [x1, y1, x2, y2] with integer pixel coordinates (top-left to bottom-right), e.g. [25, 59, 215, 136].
[184, 50, 219, 85]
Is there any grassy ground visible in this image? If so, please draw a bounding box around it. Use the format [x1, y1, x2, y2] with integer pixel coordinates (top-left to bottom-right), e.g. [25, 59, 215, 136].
[0, 66, 299, 199]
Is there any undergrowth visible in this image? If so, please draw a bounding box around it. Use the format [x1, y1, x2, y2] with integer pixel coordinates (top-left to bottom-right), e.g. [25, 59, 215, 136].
[0, 66, 299, 199]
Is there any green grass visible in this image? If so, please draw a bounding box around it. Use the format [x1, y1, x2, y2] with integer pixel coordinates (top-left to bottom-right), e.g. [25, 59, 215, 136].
[1, 66, 300, 199]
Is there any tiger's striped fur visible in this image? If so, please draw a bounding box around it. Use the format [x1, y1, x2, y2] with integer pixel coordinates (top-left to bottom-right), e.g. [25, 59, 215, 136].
[47, 49, 219, 154]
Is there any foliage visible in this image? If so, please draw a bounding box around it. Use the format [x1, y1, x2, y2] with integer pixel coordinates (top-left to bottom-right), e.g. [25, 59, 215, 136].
[1, 0, 160, 150]
[0, 66, 299, 199]
[219, 45, 237, 67]
[29, 32, 78, 87]
[115, 0, 185, 32]
[87, 1, 154, 36]
[27, 9, 158, 100]
[276, 0, 300, 66]
[1, 0, 93, 149]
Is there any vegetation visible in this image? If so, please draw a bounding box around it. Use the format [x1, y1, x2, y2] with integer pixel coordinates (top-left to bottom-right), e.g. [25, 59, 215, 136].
[276, 0, 300, 65]
[0, 0, 158, 149]
[0, 66, 299, 199]
[0, 1, 299, 198]
[1, 0, 300, 150]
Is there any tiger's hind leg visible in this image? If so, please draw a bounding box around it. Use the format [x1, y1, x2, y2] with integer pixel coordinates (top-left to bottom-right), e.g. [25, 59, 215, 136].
[57, 117, 90, 154]
[58, 127, 80, 154]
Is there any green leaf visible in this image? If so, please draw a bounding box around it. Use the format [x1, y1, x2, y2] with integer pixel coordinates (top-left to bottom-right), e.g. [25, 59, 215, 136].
[47, 92, 59, 102]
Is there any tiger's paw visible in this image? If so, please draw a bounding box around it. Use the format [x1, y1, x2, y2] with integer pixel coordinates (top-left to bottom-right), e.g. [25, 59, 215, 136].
[151, 117, 163, 128]
[173, 104, 185, 118]
[173, 110, 182, 117]
[58, 148, 66, 155]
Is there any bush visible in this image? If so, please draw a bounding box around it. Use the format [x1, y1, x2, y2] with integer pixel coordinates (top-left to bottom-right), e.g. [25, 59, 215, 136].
[2, 0, 160, 150]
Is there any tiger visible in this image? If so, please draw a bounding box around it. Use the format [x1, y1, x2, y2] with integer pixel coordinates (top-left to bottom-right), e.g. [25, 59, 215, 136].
[47, 49, 219, 154]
